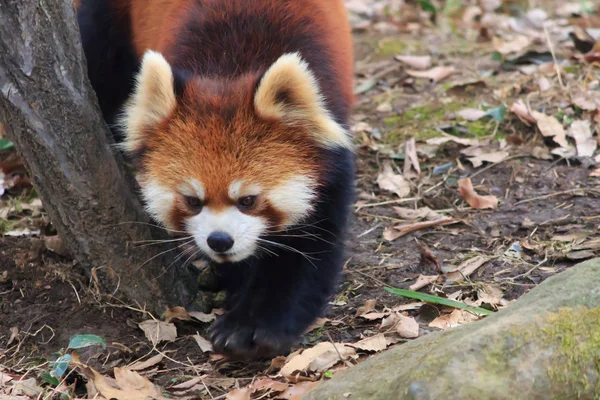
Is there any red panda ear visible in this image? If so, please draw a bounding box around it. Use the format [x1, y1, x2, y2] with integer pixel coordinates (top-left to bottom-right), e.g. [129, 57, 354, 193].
[120, 51, 176, 153]
[254, 53, 352, 150]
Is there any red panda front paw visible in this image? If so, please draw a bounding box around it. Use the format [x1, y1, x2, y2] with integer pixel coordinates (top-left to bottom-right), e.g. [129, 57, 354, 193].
[209, 314, 296, 360]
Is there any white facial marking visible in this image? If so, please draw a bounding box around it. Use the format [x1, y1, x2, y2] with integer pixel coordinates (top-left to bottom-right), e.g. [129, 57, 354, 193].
[228, 180, 261, 200]
[140, 178, 176, 229]
[179, 178, 205, 199]
[186, 206, 267, 263]
[267, 175, 317, 226]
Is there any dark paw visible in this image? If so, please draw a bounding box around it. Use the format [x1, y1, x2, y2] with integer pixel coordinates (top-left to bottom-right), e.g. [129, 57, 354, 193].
[209, 315, 296, 360]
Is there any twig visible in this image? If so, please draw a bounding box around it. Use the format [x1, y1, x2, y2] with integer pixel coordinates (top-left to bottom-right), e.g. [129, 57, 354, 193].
[469, 155, 529, 179]
[514, 188, 583, 205]
[325, 332, 353, 368]
[543, 24, 564, 90]
[356, 197, 422, 210]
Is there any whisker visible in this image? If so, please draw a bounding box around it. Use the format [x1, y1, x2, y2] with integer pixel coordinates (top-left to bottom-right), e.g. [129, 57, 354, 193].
[136, 238, 195, 271]
[112, 221, 189, 234]
[133, 236, 194, 247]
[256, 238, 320, 268]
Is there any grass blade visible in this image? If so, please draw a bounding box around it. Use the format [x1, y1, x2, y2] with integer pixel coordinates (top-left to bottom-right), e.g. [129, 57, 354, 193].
[385, 287, 494, 316]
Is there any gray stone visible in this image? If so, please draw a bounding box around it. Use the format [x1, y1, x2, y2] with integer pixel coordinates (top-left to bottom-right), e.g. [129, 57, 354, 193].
[305, 258, 600, 400]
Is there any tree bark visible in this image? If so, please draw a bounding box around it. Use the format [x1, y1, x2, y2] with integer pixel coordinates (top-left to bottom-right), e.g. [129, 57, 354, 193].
[0, 0, 198, 313]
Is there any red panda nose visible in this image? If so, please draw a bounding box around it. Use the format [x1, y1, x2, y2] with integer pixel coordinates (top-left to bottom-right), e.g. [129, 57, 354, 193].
[207, 232, 234, 253]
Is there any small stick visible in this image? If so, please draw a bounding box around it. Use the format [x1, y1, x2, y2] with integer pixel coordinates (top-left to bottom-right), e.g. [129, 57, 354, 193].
[325, 332, 353, 368]
[515, 188, 582, 205]
[543, 24, 564, 89]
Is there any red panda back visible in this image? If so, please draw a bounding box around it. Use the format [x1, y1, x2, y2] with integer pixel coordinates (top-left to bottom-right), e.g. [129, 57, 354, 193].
[127, 0, 354, 119]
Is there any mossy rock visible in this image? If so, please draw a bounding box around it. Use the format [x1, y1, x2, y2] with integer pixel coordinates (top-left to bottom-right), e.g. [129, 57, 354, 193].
[305, 259, 600, 400]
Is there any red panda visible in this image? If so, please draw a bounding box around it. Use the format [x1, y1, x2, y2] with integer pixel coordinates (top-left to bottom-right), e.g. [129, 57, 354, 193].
[77, 0, 355, 358]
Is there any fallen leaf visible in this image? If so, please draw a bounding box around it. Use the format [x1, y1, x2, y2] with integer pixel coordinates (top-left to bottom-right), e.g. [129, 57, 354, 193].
[426, 135, 479, 147]
[350, 334, 387, 352]
[446, 255, 489, 283]
[171, 377, 202, 390]
[275, 381, 319, 400]
[128, 354, 164, 371]
[384, 218, 458, 241]
[396, 315, 419, 338]
[251, 378, 289, 393]
[188, 311, 217, 323]
[568, 120, 596, 157]
[477, 284, 504, 307]
[138, 320, 177, 345]
[458, 178, 498, 210]
[78, 366, 166, 400]
[395, 55, 432, 70]
[429, 309, 479, 330]
[359, 312, 388, 321]
[416, 239, 442, 273]
[304, 318, 329, 333]
[164, 306, 190, 323]
[567, 250, 595, 260]
[7, 326, 18, 346]
[492, 35, 531, 54]
[572, 93, 599, 111]
[380, 313, 399, 330]
[226, 388, 251, 400]
[551, 232, 590, 242]
[510, 99, 536, 123]
[268, 356, 288, 374]
[403, 138, 421, 176]
[392, 206, 443, 221]
[355, 299, 377, 317]
[377, 161, 410, 198]
[280, 342, 356, 377]
[456, 108, 487, 121]
[531, 111, 570, 149]
[409, 275, 439, 291]
[466, 151, 510, 168]
[392, 302, 425, 312]
[406, 66, 456, 82]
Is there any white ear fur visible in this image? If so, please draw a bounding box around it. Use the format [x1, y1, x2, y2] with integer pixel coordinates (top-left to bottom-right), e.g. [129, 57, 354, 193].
[254, 53, 352, 150]
[120, 50, 176, 152]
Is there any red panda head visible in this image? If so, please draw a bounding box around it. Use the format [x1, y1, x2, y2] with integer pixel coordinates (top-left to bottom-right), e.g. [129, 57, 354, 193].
[120, 51, 351, 263]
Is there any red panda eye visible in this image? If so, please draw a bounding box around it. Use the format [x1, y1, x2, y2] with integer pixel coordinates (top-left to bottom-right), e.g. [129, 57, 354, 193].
[184, 196, 203, 212]
[238, 195, 257, 210]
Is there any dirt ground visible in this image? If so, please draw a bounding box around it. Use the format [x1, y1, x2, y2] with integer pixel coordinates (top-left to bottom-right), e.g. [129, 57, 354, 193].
[1, 0, 600, 399]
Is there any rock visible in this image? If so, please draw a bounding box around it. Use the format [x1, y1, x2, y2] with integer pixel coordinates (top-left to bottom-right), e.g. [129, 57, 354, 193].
[305, 259, 600, 400]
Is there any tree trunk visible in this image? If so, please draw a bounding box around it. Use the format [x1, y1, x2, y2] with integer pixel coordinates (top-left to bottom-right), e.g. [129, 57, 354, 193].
[0, 0, 198, 313]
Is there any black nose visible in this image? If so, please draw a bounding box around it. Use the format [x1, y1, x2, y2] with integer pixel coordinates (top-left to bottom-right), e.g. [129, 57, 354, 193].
[207, 232, 234, 253]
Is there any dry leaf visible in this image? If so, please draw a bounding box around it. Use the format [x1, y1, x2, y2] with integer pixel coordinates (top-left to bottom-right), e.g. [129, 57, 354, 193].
[355, 299, 377, 317]
[79, 366, 166, 400]
[280, 342, 356, 377]
[171, 377, 202, 390]
[510, 100, 536, 123]
[128, 354, 164, 371]
[360, 312, 388, 320]
[392, 302, 424, 312]
[429, 309, 479, 330]
[377, 162, 410, 198]
[138, 320, 177, 345]
[395, 55, 432, 70]
[409, 275, 439, 291]
[404, 138, 421, 176]
[572, 93, 599, 111]
[568, 120, 596, 157]
[396, 315, 419, 338]
[164, 306, 190, 323]
[426, 135, 479, 146]
[188, 311, 217, 323]
[380, 313, 399, 330]
[531, 111, 570, 149]
[392, 206, 442, 221]
[305, 318, 329, 333]
[7, 326, 18, 346]
[251, 378, 289, 393]
[446, 255, 489, 282]
[492, 35, 531, 54]
[466, 151, 510, 168]
[458, 178, 498, 210]
[416, 239, 442, 272]
[226, 388, 251, 400]
[406, 66, 455, 82]
[456, 108, 487, 121]
[275, 381, 319, 400]
[190, 334, 213, 353]
[477, 284, 504, 307]
[384, 218, 458, 241]
[351, 334, 387, 352]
